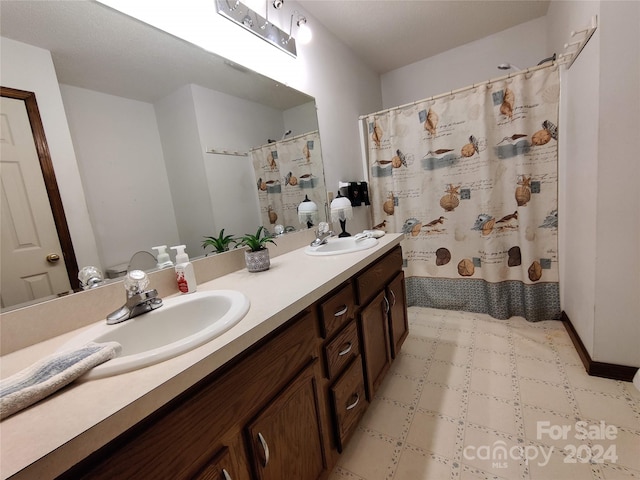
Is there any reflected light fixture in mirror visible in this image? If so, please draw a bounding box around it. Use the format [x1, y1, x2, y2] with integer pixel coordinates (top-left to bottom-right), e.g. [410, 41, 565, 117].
[298, 195, 319, 228]
[330, 193, 353, 238]
[284, 11, 312, 46]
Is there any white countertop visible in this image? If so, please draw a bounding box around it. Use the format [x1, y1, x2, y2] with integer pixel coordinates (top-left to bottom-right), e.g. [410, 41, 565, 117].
[0, 234, 403, 480]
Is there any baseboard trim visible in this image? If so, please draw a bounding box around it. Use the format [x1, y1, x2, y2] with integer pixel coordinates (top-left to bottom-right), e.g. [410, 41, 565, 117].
[561, 311, 638, 382]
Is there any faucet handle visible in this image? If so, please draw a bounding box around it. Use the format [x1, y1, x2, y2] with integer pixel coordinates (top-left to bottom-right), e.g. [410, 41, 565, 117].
[124, 270, 149, 297]
[317, 222, 330, 235]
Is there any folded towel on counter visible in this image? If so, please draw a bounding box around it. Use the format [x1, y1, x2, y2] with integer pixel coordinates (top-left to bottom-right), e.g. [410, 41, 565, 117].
[0, 341, 121, 419]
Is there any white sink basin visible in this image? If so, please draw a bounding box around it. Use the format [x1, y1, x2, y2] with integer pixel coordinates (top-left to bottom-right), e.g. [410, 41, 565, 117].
[305, 237, 378, 256]
[58, 290, 250, 379]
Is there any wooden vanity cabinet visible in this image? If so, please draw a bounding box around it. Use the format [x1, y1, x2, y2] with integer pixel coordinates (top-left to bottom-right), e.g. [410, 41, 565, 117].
[60, 310, 324, 480]
[354, 246, 408, 399]
[246, 360, 325, 480]
[57, 243, 408, 480]
[387, 271, 409, 358]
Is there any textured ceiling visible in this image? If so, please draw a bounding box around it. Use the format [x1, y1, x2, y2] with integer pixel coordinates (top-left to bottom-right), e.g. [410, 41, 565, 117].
[299, 0, 550, 73]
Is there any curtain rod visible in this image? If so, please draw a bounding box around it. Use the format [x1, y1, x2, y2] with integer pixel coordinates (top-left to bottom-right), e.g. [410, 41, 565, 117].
[250, 129, 319, 152]
[358, 61, 563, 120]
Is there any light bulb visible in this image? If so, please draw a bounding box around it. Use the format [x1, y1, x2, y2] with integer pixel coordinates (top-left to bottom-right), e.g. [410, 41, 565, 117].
[297, 21, 312, 44]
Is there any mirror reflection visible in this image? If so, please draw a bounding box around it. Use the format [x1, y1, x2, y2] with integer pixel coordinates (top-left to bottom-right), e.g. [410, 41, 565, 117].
[0, 1, 327, 310]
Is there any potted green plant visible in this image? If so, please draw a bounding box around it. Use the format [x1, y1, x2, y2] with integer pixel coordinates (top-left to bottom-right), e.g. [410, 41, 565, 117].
[237, 226, 277, 272]
[202, 229, 237, 254]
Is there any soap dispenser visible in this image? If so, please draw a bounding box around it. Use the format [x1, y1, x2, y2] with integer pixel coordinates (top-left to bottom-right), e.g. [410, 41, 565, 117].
[152, 245, 174, 269]
[170, 245, 197, 294]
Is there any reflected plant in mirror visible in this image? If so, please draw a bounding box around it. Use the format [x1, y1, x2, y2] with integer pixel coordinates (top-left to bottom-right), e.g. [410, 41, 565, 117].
[202, 230, 238, 255]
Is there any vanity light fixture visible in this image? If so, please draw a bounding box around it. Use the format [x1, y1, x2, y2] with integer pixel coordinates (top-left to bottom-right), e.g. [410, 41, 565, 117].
[330, 192, 352, 237]
[298, 195, 319, 228]
[217, 0, 297, 57]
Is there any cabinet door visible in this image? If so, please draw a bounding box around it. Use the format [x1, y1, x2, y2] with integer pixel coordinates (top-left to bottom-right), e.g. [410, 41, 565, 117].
[192, 445, 248, 480]
[359, 290, 392, 399]
[247, 360, 325, 480]
[387, 271, 409, 358]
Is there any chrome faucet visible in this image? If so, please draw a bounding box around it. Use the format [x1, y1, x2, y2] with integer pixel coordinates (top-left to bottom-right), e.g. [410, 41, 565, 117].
[106, 270, 163, 325]
[310, 222, 335, 247]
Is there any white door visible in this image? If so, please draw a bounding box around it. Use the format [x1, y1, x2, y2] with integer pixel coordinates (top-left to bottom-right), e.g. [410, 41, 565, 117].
[1, 96, 71, 308]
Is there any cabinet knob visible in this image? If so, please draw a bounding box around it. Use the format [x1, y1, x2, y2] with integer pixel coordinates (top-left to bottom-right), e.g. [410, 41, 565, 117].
[257, 432, 270, 467]
[346, 393, 360, 411]
[222, 468, 232, 480]
[334, 305, 348, 317]
[338, 342, 353, 357]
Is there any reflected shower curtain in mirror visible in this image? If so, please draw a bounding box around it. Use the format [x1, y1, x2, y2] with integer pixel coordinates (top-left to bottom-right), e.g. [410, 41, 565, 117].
[250, 131, 326, 231]
[366, 66, 560, 321]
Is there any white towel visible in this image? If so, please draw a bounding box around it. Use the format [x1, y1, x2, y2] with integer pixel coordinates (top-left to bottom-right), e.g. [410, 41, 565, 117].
[0, 341, 121, 419]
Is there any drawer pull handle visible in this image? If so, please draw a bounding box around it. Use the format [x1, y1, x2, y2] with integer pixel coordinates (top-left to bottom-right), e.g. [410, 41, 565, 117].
[222, 469, 232, 480]
[334, 305, 348, 317]
[346, 393, 360, 411]
[389, 288, 396, 307]
[383, 295, 390, 315]
[338, 342, 353, 356]
[257, 432, 270, 467]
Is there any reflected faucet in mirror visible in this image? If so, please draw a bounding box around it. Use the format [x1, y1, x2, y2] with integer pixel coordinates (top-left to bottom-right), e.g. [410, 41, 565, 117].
[106, 270, 163, 325]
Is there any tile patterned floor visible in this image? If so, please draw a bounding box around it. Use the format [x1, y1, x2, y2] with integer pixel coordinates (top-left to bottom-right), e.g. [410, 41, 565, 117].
[329, 307, 640, 480]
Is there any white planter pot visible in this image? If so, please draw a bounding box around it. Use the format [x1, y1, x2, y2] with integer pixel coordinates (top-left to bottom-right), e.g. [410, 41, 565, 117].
[245, 249, 270, 272]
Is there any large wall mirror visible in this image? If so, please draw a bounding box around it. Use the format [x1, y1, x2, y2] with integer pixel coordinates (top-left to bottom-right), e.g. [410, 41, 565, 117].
[0, 1, 327, 311]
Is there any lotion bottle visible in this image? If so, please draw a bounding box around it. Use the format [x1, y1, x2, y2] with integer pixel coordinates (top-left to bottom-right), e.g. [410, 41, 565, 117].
[152, 245, 174, 269]
[170, 245, 196, 294]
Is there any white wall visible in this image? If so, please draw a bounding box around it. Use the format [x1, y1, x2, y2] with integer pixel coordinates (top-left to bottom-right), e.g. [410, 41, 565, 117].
[190, 84, 282, 237]
[59, 85, 180, 269]
[592, 1, 639, 366]
[0, 38, 101, 270]
[381, 17, 549, 108]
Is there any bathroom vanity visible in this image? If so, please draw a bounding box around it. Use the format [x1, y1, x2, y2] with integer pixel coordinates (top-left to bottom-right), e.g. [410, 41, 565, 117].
[0, 234, 407, 480]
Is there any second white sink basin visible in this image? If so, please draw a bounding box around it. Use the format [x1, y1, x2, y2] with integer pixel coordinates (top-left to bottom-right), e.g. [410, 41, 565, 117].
[305, 237, 378, 256]
[58, 290, 250, 380]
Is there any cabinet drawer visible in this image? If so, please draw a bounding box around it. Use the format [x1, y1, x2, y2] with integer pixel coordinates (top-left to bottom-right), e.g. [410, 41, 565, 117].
[192, 446, 245, 480]
[330, 356, 368, 452]
[324, 319, 359, 380]
[319, 283, 355, 338]
[355, 246, 402, 305]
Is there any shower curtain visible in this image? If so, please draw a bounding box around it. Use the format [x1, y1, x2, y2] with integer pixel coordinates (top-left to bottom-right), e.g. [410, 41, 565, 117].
[366, 66, 560, 321]
[250, 130, 326, 231]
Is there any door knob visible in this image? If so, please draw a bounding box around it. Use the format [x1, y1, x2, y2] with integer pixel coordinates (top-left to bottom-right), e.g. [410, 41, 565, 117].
[46, 253, 60, 263]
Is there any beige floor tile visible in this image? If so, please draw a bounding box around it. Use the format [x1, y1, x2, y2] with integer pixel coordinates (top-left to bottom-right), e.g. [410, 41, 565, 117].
[427, 361, 467, 388]
[470, 368, 515, 400]
[521, 405, 575, 450]
[359, 399, 411, 440]
[475, 320, 510, 337]
[460, 468, 510, 480]
[472, 349, 511, 375]
[434, 342, 471, 365]
[406, 411, 458, 459]
[546, 327, 574, 346]
[573, 390, 640, 430]
[399, 337, 435, 359]
[419, 383, 464, 418]
[623, 383, 640, 401]
[390, 353, 429, 378]
[461, 427, 523, 479]
[519, 378, 574, 414]
[467, 393, 518, 435]
[601, 463, 640, 480]
[327, 466, 367, 479]
[511, 325, 555, 345]
[475, 332, 511, 354]
[555, 344, 584, 366]
[409, 322, 440, 342]
[375, 373, 421, 406]
[527, 447, 594, 480]
[439, 327, 474, 345]
[516, 356, 564, 384]
[513, 337, 557, 363]
[393, 447, 452, 479]
[596, 427, 640, 472]
[564, 365, 626, 396]
[336, 429, 396, 480]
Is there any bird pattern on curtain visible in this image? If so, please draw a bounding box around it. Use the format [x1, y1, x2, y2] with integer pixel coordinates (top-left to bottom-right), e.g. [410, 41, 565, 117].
[250, 130, 326, 231]
[366, 66, 560, 321]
